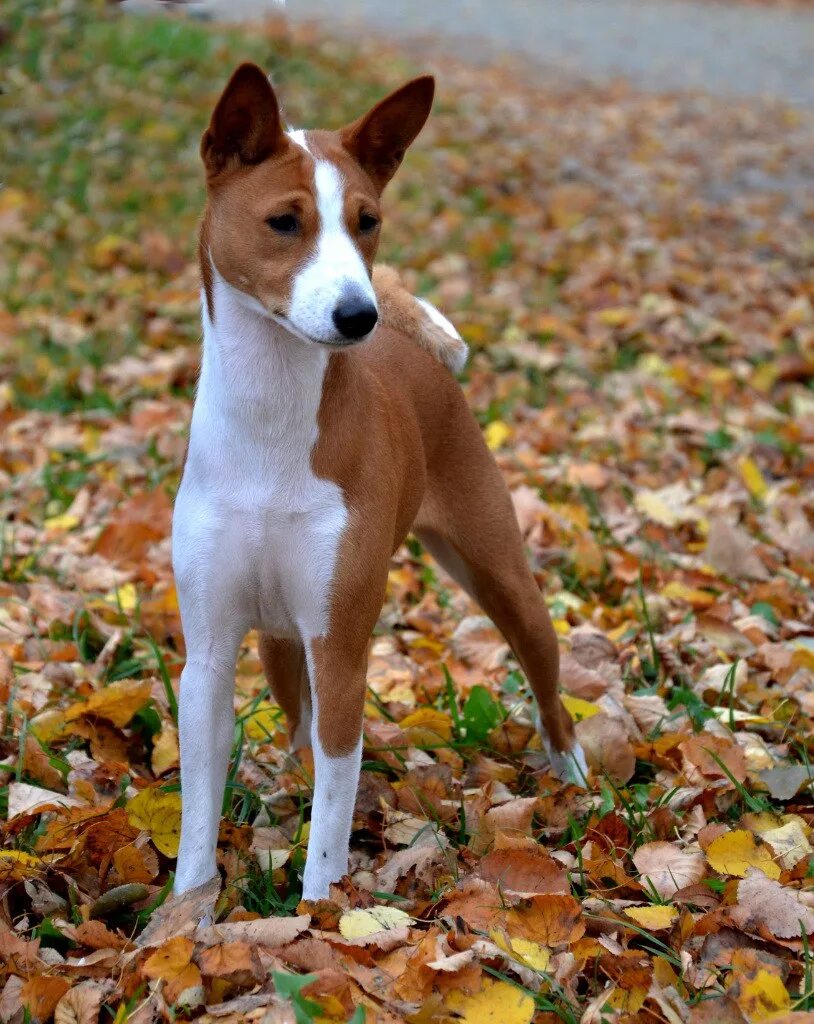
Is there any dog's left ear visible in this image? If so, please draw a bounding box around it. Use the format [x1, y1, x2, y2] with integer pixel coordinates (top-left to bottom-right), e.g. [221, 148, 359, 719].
[341, 76, 435, 192]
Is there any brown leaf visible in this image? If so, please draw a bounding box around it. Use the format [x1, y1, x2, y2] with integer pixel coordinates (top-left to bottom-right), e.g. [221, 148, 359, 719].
[450, 616, 510, 671]
[507, 894, 585, 946]
[575, 713, 635, 783]
[136, 876, 221, 947]
[705, 517, 768, 581]
[21, 975, 71, 1023]
[54, 981, 106, 1024]
[737, 868, 814, 939]
[680, 734, 747, 786]
[194, 915, 311, 948]
[632, 842, 706, 899]
[197, 941, 259, 981]
[476, 834, 569, 896]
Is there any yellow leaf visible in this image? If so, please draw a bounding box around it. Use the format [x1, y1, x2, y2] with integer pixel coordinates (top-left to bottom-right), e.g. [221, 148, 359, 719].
[634, 490, 680, 527]
[399, 707, 453, 744]
[597, 307, 633, 327]
[338, 906, 413, 940]
[738, 456, 768, 501]
[444, 978, 535, 1024]
[143, 936, 194, 982]
[65, 678, 152, 728]
[552, 619, 571, 635]
[623, 905, 678, 931]
[142, 935, 202, 1003]
[43, 512, 80, 532]
[29, 709, 66, 744]
[736, 969, 790, 1023]
[751, 363, 778, 394]
[151, 725, 180, 776]
[104, 582, 138, 613]
[242, 700, 282, 742]
[706, 830, 781, 880]
[126, 788, 182, 857]
[0, 850, 42, 871]
[660, 581, 716, 608]
[561, 694, 600, 722]
[484, 420, 512, 451]
[509, 937, 551, 971]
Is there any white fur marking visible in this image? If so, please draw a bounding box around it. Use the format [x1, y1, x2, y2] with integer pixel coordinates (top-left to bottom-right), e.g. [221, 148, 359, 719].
[535, 706, 589, 788]
[173, 270, 348, 894]
[288, 159, 377, 345]
[416, 297, 462, 341]
[300, 645, 362, 901]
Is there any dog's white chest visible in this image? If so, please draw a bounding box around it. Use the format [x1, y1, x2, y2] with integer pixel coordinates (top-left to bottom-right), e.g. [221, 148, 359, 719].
[172, 279, 348, 641]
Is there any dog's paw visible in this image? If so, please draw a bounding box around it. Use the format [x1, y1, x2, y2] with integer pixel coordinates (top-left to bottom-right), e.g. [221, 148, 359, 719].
[546, 740, 590, 788]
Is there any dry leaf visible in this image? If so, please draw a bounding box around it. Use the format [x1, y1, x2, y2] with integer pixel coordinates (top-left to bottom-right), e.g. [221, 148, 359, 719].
[633, 842, 706, 898]
[125, 788, 181, 857]
[706, 831, 781, 880]
[444, 977, 534, 1024]
[507, 894, 585, 946]
[21, 976, 71, 1022]
[338, 906, 414, 941]
[136, 876, 221, 947]
[737, 868, 814, 938]
[623, 905, 679, 931]
[54, 981, 106, 1024]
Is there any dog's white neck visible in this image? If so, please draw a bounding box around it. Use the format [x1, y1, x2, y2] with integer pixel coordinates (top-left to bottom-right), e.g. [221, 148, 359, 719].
[198, 269, 329, 429]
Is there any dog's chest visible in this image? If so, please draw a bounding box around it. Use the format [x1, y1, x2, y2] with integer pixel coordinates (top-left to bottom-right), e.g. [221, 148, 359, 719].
[174, 323, 349, 640]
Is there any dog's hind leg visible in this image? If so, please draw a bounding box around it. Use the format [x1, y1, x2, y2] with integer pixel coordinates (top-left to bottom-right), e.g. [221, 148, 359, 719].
[258, 634, 311, 750]
[413, 417, 588, 786]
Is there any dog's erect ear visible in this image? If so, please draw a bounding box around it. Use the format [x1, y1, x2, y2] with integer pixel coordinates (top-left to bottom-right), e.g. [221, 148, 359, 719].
[341, 76, 435, 192]
[201, 63, 285, 178]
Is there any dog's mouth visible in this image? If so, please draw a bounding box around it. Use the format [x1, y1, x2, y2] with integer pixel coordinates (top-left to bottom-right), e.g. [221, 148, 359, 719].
[268, 311, 375, 349]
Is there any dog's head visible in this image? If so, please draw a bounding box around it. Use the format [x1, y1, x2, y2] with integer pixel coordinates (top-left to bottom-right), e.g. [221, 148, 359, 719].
[199, 63, 434, 347]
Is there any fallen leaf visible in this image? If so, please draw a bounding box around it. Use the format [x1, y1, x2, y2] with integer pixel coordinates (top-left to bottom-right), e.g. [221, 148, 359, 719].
[706, 831, 781, 880]
[54, 981, 105, 1024]
[623, 905, 679, 930]
[737, 868, 814, 938]
[736, 969, 790, 1022]
[65, 679, 152, 728]
[126, 788, 181, 857]
[21, 976, 71, 1023]
[444, 977, 534, 1024]
[507, 894, 585, 945]
[633, 842, 706, 898]
[136, 876, 220, 947]
[338, 906, 414, 941]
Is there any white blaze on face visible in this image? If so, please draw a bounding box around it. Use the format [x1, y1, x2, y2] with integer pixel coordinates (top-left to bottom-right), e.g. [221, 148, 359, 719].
[287, 134, 377, 344]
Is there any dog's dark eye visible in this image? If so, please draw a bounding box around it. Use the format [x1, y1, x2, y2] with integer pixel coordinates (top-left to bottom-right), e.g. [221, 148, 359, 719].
[267, 214, 299, 235]
[359, 212, 379, 234]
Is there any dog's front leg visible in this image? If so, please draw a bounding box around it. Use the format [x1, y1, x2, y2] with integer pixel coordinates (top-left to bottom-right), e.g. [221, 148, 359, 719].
[174, 644, 240, 895]
[301, 635, 366, 901]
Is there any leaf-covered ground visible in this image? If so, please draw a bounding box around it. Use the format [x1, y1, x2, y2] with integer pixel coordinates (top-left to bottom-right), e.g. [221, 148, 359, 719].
[2, 2, 814, 1022]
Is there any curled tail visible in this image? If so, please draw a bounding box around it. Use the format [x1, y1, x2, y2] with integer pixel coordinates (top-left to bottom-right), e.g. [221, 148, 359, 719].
[372, 265, 469, 374]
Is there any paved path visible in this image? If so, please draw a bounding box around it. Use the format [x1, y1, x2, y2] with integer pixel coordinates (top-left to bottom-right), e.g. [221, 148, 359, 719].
[186, 0, 814, 106]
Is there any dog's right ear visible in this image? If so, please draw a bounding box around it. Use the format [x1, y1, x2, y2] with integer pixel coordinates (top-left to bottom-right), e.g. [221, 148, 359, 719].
[201, 63, 284, 178]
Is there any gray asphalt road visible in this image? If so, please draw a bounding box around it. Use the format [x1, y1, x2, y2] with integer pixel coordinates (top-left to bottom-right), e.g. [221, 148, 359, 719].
[171, 0, 814, 106]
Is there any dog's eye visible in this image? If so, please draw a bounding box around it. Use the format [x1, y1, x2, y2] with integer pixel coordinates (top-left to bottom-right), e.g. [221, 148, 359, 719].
[359, 212, 379, 234]
[267, 214, 299, 235]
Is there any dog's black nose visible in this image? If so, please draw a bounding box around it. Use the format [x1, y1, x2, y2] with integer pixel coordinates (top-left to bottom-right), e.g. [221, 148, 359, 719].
[333, 298, 378, 341]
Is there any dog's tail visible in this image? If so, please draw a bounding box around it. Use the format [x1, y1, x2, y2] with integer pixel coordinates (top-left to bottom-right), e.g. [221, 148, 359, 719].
[372, 265, 468, 374]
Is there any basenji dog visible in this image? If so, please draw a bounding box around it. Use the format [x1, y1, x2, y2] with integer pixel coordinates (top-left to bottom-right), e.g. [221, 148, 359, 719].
[172, 63, 587, 902]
